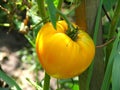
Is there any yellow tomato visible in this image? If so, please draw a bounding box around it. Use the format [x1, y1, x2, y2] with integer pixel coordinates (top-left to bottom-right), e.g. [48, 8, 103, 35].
[36, 20, 95, 79]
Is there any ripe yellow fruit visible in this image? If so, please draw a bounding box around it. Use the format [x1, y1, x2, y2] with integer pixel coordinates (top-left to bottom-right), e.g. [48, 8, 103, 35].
[36, 20, 95, 79]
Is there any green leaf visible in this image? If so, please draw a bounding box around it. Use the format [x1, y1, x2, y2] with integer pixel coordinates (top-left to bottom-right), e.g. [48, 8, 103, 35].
[101, 1, 120, 89]
[93, 0, 104, 43]
[101, 30, 120, 90]
[103, 0, 117, 11]
[0, 70, 22, 90]
[112, 38, 120, 90]
[45, 0, 57, 29]
[108, 0, 120, 38]
[87, 0, 104, 89]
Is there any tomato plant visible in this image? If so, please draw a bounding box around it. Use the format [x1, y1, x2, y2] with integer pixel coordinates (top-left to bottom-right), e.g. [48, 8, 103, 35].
[0, 0, 120, 90]
[36, 20, 95, 79]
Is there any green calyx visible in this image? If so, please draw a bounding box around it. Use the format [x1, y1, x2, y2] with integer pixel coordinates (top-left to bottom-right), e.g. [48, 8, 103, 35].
[66, 27, 79, 41]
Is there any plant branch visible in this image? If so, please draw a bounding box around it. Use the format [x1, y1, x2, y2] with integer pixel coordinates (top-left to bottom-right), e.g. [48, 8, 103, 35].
[96, 37, 115, 48]
[0, 5, 10, 14]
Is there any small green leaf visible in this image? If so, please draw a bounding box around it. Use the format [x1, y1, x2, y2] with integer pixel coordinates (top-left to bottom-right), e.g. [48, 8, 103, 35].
[45, 0, 57, 29]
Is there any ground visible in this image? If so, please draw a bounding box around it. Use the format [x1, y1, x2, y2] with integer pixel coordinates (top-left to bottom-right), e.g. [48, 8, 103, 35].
[0, 29, 57, 90]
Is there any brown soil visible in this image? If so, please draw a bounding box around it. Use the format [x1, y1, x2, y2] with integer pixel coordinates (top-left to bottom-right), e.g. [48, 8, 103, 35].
[0, 29, 57, 90]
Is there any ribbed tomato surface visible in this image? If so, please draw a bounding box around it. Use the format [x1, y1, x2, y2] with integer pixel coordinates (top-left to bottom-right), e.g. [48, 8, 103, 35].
[36, 20, 95, 79]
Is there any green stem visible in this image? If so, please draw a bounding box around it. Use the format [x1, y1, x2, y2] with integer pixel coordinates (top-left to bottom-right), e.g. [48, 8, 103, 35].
[57, 0, 63, 10]
[57, 79, 60, 89]
[26, 78, 43, 90]
[43, 73, 50, 90]
[36, 0, 47, 23]
[56, 9, 74, 30]
[36, 0, 50, 90]
[25, 35, 35, 48]
[56, 9, 78, 41]
[56, 0, 63, 20]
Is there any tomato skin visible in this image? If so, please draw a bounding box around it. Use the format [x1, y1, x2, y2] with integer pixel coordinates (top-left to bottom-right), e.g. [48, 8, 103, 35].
[36, 20, 95, 79]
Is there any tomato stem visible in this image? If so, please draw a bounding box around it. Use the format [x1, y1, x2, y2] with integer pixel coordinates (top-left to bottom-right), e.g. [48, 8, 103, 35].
[56, 9, 74, 30]
[56, 9, 78, 41]
[43, 73, 50, 90]
[36, 0, 50, 90]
